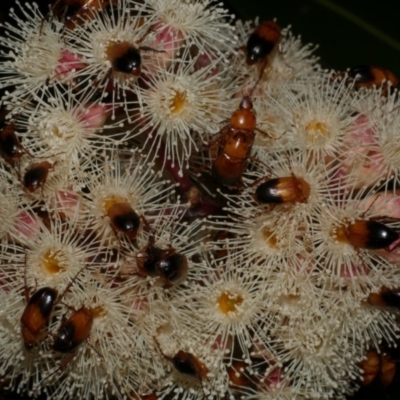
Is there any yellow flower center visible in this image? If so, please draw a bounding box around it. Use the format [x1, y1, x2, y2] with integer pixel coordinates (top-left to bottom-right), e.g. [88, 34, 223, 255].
[169, 90, 186, 114]
[92, 305, 106, 319]
[262, 228, 279, 248]
[331, 223, 349, 244]
[218, 291, 243, 315]
[42, 250, 65, 275]
[305, 120, 329, 142]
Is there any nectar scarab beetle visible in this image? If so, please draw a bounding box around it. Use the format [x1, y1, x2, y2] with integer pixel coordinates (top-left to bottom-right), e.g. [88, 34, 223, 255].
[106, 202, 141, 240]
[23, 161, 53, 193]
[255, 175, 311, 204]
[368, 287, 400, 308]
[21, 287, 58, 351]
[346, 220, 399, 250]
[53, 307, 93, 353]
[136, 235, 188, 288]
[348, 65, 398, 91]
[246, 20, 281, 65]
[211, 96, 256, 186]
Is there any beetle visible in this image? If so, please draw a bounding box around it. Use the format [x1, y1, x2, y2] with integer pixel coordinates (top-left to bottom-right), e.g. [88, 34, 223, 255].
[333, 65, 398, 96]
[245, 20, 281, 66]
[22, 161, 53, 193]
[21, 262, 91, 350]
[210, 96, 256, 186]
[21, 287, 58, 351]
[254, 175, 311, 204]
[136, 235, 188, 288]
[345, 220, 399, 250]
[52, 307, 93, 353]
[106, 202, 141, 240]
[348, 65, 398, 93]
[49, 0, 115, 29]
[0, 121, 32, 168]
[368, 287, 400, 308]
[360, 349, 398, 387]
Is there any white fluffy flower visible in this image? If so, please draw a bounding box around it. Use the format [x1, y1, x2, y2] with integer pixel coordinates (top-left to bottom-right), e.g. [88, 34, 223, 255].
[146, 0, 236, 56]
[234, 19, 320, 95]
[171, 256, 269, 364]
[6, 86, 127, 167]
[63, 0, 159, 104]
[82, 151, 178, 246]
[132, 51, 238, 170]
[0, 2, 80, 102]
[256, 72, 358, 159]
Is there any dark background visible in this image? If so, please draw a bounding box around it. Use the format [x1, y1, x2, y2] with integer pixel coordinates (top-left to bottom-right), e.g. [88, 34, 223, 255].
[1, 0, 399, 75]
[227, 0, 400, 77]
[1, 0, 400, 399]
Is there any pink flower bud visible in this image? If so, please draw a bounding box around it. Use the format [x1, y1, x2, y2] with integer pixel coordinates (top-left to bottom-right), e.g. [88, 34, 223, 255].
[194, 53, 219, 76]
[360, 191, 400, 219]
[340, 263, 370, 279]
[55, 189, 82, 219]
[376, 237, 400, 264]
[154, 22, 185, 59]
[12, 210, 41, 241]
[54, 49, 87, 81]
[78, 103, 113, 130]
[259, 367, 285, 390]
[337, 114, 386, 188]
[142, 22, 185, 76]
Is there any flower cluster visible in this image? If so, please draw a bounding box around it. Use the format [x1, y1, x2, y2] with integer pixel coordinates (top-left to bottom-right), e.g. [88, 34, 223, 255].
[0, 1, 400, 399]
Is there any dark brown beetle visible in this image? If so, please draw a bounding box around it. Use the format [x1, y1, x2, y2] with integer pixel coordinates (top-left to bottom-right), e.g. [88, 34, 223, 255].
[360, 349, 397, 387]
[105, 201, 141, 240]
[49, 0, 115, 30]
[23, 161, 53, 193]
[211, 96, 256, 186]
[254, 175, 311, 204]
[245, 21, 281, 66]
[21, 262, 90, 350]
[0, 121, 32, 167]
[170, 350, 209, 380]
[52, 307, 93, 353]
[345, 220, 399, 250]
[21, 287, 58, 351]
[348, 65, 398, 93]
[136, 235, 188, 288]
[368, 287, 400, 308]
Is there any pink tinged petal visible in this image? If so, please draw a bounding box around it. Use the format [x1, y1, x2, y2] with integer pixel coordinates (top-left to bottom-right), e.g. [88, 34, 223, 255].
[195, 53, 214, 70]
[54, 49, 87, 80]
[56, 190, 81, 219]
[259, 368, 285, 390]
[14, 211, 41, 240]
[340, 263, 370, 279]
[346, 114, 376, 147]
[131, 296, 149, 312]
[142, 22, 185, 75]
[194, 53, 219, 76]
[375, 237, 400, 263]
[337, 149, 386, 188]
[361, 192, 400, 219]
[337, 114, 388, 187]
[154, 23, 185, 56]
[388, 236, 400, 252]
[78, 104, 113, 130]
[210, 334, 233, 352]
